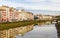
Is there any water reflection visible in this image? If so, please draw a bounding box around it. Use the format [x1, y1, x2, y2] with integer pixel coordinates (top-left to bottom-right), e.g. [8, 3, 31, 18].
[37, 22, 51, 26]
[17, 23, 58, 38]
[0, 22, 58, 38]
[55, 23, 60, 38]
[0, 24, 34, 38]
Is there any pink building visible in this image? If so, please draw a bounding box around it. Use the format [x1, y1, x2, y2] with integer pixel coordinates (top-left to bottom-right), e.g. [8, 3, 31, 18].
[0, 5, 19, 22]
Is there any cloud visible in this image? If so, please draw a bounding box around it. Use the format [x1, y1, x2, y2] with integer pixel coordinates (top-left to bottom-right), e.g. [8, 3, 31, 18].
[24, 5, 60, 11]
[50, 0, 60, 3]
[0, 0, 27, 8]
[25, 0, 46, 2]
[24, 0, 60, 3]
[0, 0, 60, 15]
[0, 0, 60, 11]
[23, 0, 60, 5]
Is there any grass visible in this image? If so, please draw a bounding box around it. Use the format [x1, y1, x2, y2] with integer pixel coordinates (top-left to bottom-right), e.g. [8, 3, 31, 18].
[0, 20, 50, 30]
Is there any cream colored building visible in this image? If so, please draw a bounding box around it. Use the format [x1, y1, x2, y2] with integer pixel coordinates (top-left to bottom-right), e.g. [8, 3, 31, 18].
[36, 14, 52, 20]
[26, 12, 34, 20]
[18, 9, 34, 21]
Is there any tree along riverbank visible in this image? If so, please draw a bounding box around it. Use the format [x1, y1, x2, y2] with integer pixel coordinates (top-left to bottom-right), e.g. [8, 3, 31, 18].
[0, 20, 51, 30]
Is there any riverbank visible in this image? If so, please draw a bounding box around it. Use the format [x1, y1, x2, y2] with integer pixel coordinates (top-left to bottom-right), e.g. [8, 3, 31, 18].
[55, 22, 60, 38]
[55, 22, 60, 28]
[0, 20, 50, 30]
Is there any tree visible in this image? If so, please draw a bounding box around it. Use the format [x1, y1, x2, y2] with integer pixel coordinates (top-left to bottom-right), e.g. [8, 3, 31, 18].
[56, 15, 60, 20]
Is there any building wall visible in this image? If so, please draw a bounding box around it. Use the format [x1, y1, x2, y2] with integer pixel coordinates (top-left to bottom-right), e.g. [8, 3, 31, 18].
[18, 9, 34, 21]
[0, 6, 34, 22]
[0, 7, 9, 22]
[0, 6, 19, 22]
[36, 14, 52, 20]
[27, 12, 34, 20]
[18, 10, 27, 21]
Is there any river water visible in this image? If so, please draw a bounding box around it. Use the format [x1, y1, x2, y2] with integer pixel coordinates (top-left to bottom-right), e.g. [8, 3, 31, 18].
[0, 22, 58, 38]
[16, 23, 58, 38]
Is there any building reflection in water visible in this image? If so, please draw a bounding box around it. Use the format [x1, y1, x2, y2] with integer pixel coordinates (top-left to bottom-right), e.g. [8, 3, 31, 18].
[0, 24, 34, 38]
[17, 22, 57, 38]
[37, 22, 52, 26]
[55, 23, 60, 38]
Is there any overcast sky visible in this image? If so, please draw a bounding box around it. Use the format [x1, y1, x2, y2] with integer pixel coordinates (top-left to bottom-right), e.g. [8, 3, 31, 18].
[0, 0, 60, 15]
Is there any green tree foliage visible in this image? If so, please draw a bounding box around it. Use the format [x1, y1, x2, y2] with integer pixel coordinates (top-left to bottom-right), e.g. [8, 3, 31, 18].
[56, 15, 60, 18]
[56, 15, 60, 21]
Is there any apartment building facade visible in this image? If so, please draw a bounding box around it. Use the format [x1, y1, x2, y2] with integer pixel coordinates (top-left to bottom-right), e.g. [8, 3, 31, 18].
[18, 9, 34, 21]
[0, 5, 34, 22]
[36, 14, 52, 20]
[0, 5, 19, 22]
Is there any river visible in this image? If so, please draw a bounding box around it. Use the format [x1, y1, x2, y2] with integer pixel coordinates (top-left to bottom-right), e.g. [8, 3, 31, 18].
[0, 22, 59, 38]
[16, 23, 58, 38]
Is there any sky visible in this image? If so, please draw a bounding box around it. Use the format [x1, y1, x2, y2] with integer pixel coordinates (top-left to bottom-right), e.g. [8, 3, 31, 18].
[0, 0, 60, 15]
